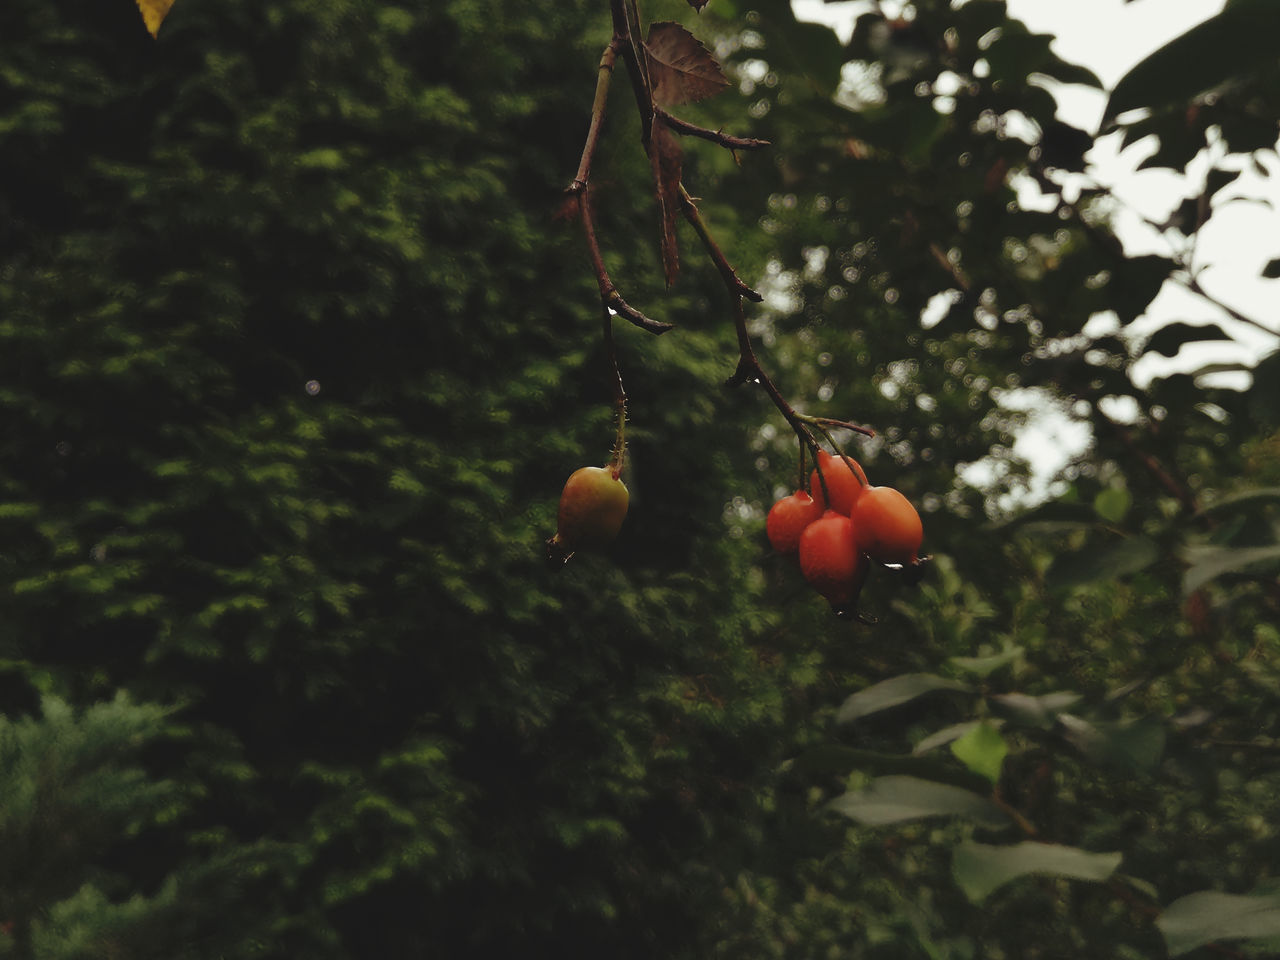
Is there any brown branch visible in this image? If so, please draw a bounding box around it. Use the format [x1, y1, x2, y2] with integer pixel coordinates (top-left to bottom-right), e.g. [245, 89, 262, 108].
[678, 186, 763, 301]
[611, 0, 654, 147]
[808, 416, 876, 439]
[578, 191, 673, 335]
[570, 40, 622, 191]
[1181, 275, 1280, 340]
[656, 108, 771, 152]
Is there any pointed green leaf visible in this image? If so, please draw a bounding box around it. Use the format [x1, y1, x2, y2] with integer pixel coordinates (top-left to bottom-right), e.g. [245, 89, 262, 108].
[915, 720, 987, 756]
[990, 691, 1082, 729]
[950, 647, 1024, 678]
[950, 721, 1008, 784]
[1182, 544, 1280, 595]
[1158, 891, 1280, 957]
[1197, 487, 1280, 516]
[827, 776, 1008, 828]
[789, 745, 995, 792]
[836, 674, 972, 725]
[952, 841, 1122, 903]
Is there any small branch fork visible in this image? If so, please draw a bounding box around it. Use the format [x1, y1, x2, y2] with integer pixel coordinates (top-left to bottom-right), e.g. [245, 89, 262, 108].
[565, 0, 871, 482]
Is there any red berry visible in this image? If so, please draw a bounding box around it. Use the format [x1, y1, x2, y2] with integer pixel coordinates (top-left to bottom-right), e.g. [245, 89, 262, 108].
[853, 486, 923, 564]
[547, 466, 629, 562]
[766, 490, 823, 554]
[798, 510, 870, 606]
[810, 450, 868, 515]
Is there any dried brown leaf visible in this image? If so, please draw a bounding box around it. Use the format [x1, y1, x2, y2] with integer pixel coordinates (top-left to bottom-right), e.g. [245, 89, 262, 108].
[135, 0, 176, 37]
[644, 22, 730, 107]
[650, 120, 684, 286]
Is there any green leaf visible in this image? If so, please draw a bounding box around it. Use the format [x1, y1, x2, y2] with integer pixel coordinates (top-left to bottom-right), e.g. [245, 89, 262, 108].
[1057, 714, 1166, 771]
[989, 691, 1082, 729]
[826, 776, 1008, 828]
[1045, 536, 1160, 590]
[1158, 891, 1280, 957]
[952, 841, 1122, 903]
[789, 745, 995, 793]
[1104, 1, 1280, 121]
[1093, 487, 1131, 523]
[1197, 487, 1280, 516]
[949, 721, 1008, 784]
[914, 720, 988, 755]
[1142, 322, 1234, 358]
[949, 647, 1023, 678]
[1182, 544, 1280, 594]
[836, 673, 973, 725]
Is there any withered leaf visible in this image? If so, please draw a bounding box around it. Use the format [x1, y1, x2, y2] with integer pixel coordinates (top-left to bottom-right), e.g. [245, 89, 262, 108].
[644, 22, 730, 107]
[650, 119, 684, 286]
[135, 0, 177, 37]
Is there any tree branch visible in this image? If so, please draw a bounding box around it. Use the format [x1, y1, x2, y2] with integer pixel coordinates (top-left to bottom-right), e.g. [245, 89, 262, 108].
[656, 107, 770, 152]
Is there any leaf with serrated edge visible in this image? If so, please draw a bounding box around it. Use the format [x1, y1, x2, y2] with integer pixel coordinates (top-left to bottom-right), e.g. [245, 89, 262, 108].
[953, 841, 1122, 903]
[1158, 891, 1280, 957]
[826, 776, 1008, 827]
[836, 673, 972, 725]
[644, 22, 730, 107]
[135, 0, 176, 37]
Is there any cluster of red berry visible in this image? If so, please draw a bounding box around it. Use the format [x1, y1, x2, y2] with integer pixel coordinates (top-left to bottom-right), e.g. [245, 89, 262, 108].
[767, 450, 924, 616]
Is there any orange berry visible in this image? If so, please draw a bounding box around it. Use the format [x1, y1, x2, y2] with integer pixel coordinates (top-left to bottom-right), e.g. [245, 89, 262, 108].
[810, 449, 868, 515]
[798, 510, 870, 606]
[853, 486, 923, 565]
[766, 490, 824, 554]
[547, 466, 628, 562]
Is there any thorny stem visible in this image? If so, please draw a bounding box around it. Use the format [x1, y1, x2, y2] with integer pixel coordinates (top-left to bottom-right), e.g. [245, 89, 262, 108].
[678, 186, 763, 302]
[605, 302, 628, 478]
[657, 108, 771, 152]
[577, 190, 674, 335]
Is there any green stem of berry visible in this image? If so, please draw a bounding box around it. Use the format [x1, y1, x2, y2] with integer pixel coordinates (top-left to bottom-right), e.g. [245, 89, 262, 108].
[802, 417, 871, 489]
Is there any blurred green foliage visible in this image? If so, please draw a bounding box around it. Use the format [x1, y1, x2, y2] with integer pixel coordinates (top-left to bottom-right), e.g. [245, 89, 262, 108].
[0, 0, 1278, 957]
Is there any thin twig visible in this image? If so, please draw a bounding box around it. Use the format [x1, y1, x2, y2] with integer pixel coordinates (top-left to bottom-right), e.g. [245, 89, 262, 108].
[678, 186, 763, 301]
[656, 108, 771, 152]
[1180, 275, 1280, 340]
[578, 191, 674, 335]
[570, 40, 622, 191]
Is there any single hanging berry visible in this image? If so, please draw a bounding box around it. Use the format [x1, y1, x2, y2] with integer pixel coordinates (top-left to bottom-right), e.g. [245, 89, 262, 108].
[547, 465, 629, 564]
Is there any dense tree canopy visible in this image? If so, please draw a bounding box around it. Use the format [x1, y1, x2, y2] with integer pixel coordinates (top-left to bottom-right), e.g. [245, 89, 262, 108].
[1, 0, 1278, 957]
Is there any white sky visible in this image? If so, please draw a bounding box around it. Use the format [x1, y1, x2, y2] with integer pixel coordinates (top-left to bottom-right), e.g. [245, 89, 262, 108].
[792, 0, 1280, 504]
